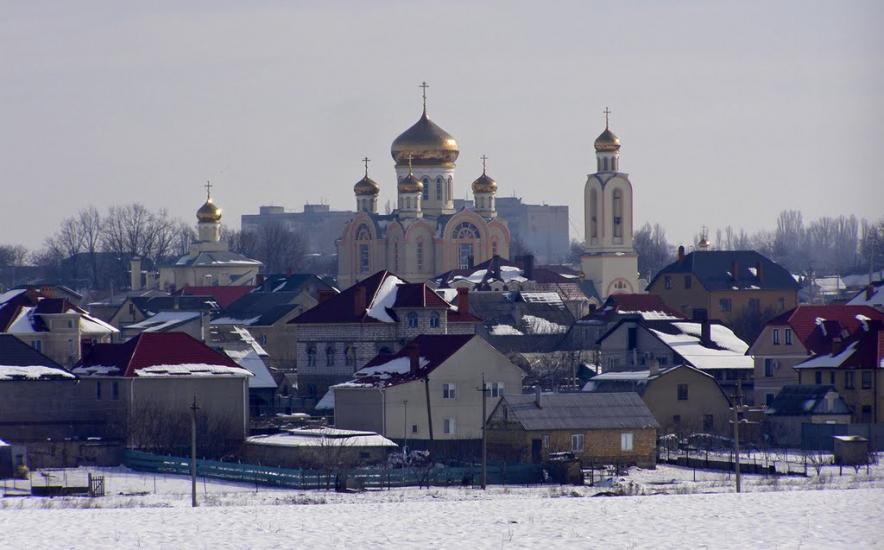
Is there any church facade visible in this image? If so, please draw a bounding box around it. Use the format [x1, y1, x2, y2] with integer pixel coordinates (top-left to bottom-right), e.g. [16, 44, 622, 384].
[337, 89, 510, 289]
[580, 112, 640, 300]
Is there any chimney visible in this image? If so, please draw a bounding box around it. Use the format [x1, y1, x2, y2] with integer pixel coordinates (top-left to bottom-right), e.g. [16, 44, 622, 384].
[648, 357, 660, 377]
[731, 260, 739, 282]
[354, 285, 367, 317]
[692, 308, 711, 345]
[318, 289, 335, 304]
[677, 245, 685, 263]
[456, 287, 470, 316]
[534, 385, 542, 408]
[867, 284, 875, 300]
[407, 343, 420, 374]
[524, 254, 535, 280]
[130, 257, 142, 291]
[286, 267, 293, 277]
[755, 261, 763, 283]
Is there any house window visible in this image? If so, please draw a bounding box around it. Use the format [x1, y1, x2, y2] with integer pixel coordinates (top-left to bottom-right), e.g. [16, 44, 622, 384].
[412, 424, 418, 434]
[259, 335, 268, 346]
[443, 417, 456, 435]
[358, 244, 370, 274]
[677, 384, 688, 401]
[664, 276, 672, 290]
[326, 345, 336, 367]
[772, 329, 780, 345]
[845, 371, 855, 389]
[861, 405, 872, 422]
[719, 298, 732, 313]
[442, 383, 457, 400]
[785, 329, 792, 345]
[621, 432, 634, 452]
[684, 276, 692, 289]
[112, 381, 119, 400]
[429, 312, 440, 329]
[486, 382, 504, 398]
[764, 358, 776, 377]
[571, 433, 584, 452]
[748, 298, 760, 312]
[542, 434, 550, 449]
[32, 340, 42, 353]
[627, 327, 637, 351]
[96, 381, 102, 400]
[703, 415, 714, 432]
[765, 393, 774, 407]
[306, 344, 317, 367]
[814, 371, 822, 385]
[458, 244, 472, 269]
[862, 370, 872, 389]
[673, 415, 681, 425]
[344, 346, 356, 368]
[829, 371, 835, 385]
[406, 312, 419, 329]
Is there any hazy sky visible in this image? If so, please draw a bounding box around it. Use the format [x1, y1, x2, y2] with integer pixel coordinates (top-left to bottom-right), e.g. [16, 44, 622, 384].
[2, 1, 882, 250]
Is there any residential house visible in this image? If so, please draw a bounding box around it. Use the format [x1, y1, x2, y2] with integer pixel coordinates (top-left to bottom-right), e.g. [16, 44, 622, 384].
[1, 289, 117, 368]
[74, 332, 252, 454]
[177, 285, 255, 309]
[847, 281, 884, 310]
[106, 294, 220, 332]
[486, 392, 658, 467]
[564, 293, 684, 352]
[596, 316, 754, 401]
[329, 334, 524, 457]
[793, 320, 883, 424]
[647, 248, 799, 324]
[749, 305, 884, 407]
[764, 385, 851, 447]
[583, 363, 731, 436]
[218, 326, 279, 418]
[289, 271, 481, 399]
[121, 310, 207, 341]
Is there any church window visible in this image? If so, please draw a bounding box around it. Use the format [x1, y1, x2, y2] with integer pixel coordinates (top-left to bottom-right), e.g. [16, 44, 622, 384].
[422, 180, 429, 200]
[589, 189, 598, 239]
[344, 346, 356, 368]
[447, 177, 453, 202]
[326, 345, 336, 367]
[358, 244, 370, 273]
[603, 157, 609, 171]
[613, 189, 623, 238]
[356, 224, 371, 241]
[407, 312, 419, 328]
[430, 312, 441, 329]
[458, 243, 473, 269]
[452, 222, 480, 240]
[306, 344, 317, 367]
[417, 240, 425, 271]
[492, 240, 498, 257]
[436, 177, 443, 201]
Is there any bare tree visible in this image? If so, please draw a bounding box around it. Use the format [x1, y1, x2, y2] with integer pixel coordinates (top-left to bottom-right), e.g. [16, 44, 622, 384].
[231, 221, 307, 274]
[77, 207, 103, 287]
[634, 222, 672, 280]
[0, 244, 29, 267]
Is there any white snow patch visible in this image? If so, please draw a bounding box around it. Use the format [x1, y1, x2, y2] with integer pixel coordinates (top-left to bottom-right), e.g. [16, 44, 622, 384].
[521, 315, 568, 335]
[247, 428, 397, 448]
[355, 356, 428, 379]
[490, 324, 524, 336]
[0, 365, 75, 380]
[135, 364, 252, 377]
[365, 275, 406, 322]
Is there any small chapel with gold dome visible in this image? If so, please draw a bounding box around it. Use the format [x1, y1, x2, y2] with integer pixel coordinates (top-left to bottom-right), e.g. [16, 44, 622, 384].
[337, 84, 510, 288]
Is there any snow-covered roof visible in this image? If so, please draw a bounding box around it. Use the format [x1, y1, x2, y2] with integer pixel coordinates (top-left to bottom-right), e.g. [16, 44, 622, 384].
[793, 342, 859, 370]
[125, 311, 201, 332]
[355, 356, 429, 379]
[246, 428, 397, 448]
[210, 315, 261, 326]
[0, 365, 75, 381]
[647, 321, 752, 371]
[134, 363, 253, 377]
[365, 274, 406, 322]
[490, 324, 524, 336]
[521, 314, 568, 335]
[6, 304, 117, 336]
[223, 349, 277, 389]
[0, 289, 27, 305]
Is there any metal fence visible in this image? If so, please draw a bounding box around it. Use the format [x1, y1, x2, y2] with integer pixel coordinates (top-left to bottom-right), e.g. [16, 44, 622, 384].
[801, 423, 884, 451]
[123, 450, 542, 489]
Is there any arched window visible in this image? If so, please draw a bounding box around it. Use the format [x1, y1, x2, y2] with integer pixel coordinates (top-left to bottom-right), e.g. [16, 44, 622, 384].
[589, 188, 598, 239]
[452, 222, 480, 240]
[417, 240, 425, 271]
[306, 344, 317, 367]
[326, 345, 336, 367]
[344, 346, 356, 368]
[447, 177, 453, 201]
[436, 177, 443, 201]
[613, 189, 623, 238]
[406, 312, 419, 328]
[422, 179, 429, 200]
[429, 312, 441, 329]
[356, 224, 371, 241]
[492, 240, 498, 257]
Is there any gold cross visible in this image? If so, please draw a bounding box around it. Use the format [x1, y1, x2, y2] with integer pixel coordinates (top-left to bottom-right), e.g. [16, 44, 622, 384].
[480, 154, 488, 174]
[362, 156, 370, 177]
[204, 180, 212, 199]
[419, 81, 429, 111]
[603, 107, 611, 128]
[407, 153, 414, 174]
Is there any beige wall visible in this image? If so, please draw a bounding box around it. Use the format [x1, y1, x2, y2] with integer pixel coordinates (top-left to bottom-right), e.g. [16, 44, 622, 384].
[797, 368, 883, 424]
[648, 278, 796, 324]
[750, 324, 808, 406]
[642, 368, 731, 436]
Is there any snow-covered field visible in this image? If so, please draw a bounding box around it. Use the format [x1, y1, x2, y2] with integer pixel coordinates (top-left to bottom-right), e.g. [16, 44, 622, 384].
[1, 462, 882, 548]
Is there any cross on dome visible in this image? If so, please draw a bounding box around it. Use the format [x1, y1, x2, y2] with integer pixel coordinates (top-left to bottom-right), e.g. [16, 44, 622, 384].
[362, 156, 370, 177]
[481, 154, 488, 174]
[419, 81, 429, 112]
[204, 180, 213, 199]
[603, 107, 612, 129]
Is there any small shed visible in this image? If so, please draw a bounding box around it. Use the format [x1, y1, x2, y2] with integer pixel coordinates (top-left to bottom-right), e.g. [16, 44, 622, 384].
[833, 435, 869, 466]
[241, 427, 397, 469]
[0, 439, 27, 479]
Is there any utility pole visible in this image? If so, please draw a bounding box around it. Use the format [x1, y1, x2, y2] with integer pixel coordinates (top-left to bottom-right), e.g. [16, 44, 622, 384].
[729, 382, 760, 494]
[190, 395, 199, 508]
[476, 373, 488, 490]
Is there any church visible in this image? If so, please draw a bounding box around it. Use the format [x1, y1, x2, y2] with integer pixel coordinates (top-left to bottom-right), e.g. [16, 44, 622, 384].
[580, 110, 640, 299]
[336, 85, 511, 289]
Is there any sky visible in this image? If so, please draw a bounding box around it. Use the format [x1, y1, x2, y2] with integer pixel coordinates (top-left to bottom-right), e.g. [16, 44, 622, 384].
[1, 1, 882, 250]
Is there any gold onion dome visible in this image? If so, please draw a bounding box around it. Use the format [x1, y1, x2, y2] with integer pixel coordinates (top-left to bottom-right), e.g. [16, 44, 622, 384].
[398, 171, 423, 194]
[354, 175, 380, 196]
[391, 110, 459, 167]
[594, 126, 621, 152]
[472, 172, 497, 194]
[197, 198, 222, 223]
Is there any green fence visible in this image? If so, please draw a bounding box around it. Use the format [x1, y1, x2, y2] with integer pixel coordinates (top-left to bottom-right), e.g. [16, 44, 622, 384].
[123, 450, 542, 489]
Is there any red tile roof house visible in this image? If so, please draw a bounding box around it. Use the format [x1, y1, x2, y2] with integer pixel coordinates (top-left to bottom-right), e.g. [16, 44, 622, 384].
[289, 270, 481, 401]
[326, 334, 524, 459]
[747, 305, 884, 407]
[74, 332, 252, 457]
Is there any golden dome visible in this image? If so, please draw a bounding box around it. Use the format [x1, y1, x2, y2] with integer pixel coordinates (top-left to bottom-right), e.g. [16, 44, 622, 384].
[391, 110, 459, 167]
[472, 172, 497, 194]
[197, 198, 222, 223]
[594, 127, 621, 152]
[398, 172, 423, 194]
[354, 175, 380, 196]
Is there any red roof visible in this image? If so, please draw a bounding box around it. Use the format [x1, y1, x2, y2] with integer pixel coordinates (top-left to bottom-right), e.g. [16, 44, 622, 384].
[179, 286, 255, 309]
[795, 322, 883, 370]
[345, 334, 476, 388]
[75, 332, 247, 377]
[765, 305, 884, 354]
